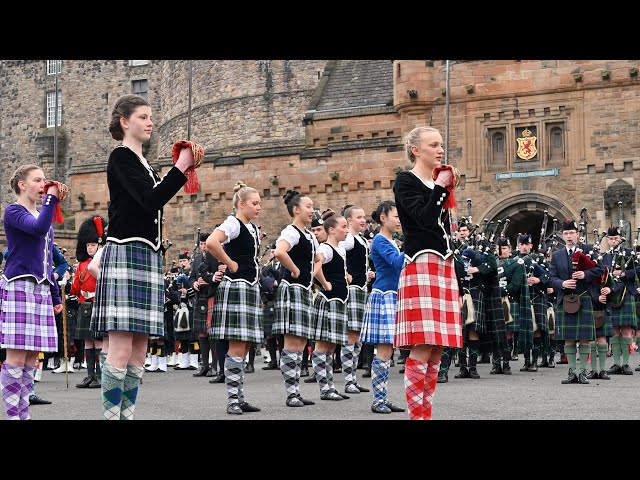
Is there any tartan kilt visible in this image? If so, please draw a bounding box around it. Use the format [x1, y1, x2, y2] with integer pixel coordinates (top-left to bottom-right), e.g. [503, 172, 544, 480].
[609, 292, 637, 329]
[462, 286, 486, 333]
[211, 278, 263, 343]
[532, 295, 549, 333]
[192, 295, 211, 334]
[163, 306, 175, 344]
[506, 299, 520, 332]
[394, 252, 462, 349]
[360, 289, 397, 345]
[346, 286, 367, 332]
[484, 287, 507, 338]
[594, 308, 614, 338]
[75, 301, 103, 340]
[0, 277, 58, 352]
[312, 293, 348, 345]
[554, 295, 595, 341]
[64, 307, 78, 343]
[272, 282, 315, 339]
[91, 241, 164, 335]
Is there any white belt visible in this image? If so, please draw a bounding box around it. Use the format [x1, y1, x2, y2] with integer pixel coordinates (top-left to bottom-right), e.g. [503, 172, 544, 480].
[81, 290, 95, 299]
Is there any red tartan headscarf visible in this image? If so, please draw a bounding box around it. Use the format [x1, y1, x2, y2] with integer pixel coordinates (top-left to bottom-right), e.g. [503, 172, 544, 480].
[172, 141, 204, 193]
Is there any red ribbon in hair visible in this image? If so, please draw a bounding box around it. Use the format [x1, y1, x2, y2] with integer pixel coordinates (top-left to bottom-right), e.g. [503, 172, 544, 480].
[432, 165, 458, 209]
[172, 141, 204, 194]
[43, 181, 69, 225]
[93, 216, 104, 244]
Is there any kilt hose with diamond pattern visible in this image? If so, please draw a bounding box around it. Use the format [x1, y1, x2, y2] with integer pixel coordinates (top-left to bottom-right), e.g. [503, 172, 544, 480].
[211, 278, 263, 344]
[346, 285, 367, 332]
[554, 294, 595, 341]
[272, 281, 315, 339]
[91, 241, 164, 335]
[312, 293, 348, 345]
[609, 291, 638, 329]
[394, 253, 462, 349]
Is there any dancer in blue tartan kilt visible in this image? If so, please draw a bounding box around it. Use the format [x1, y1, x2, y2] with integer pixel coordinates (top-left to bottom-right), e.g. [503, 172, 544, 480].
[207, 182, 264, 415]
[359, 201, 405, 414]
[93, 95, 196, 420]
[601, 226, 637, 375]
[340, 205, 374, 395]
[310, 211, 351, 401]
[272, 190, 319, 407]
[549, 219, 604, 385]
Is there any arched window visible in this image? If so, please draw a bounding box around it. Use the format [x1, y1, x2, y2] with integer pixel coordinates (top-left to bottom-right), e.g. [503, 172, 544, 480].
[548, 124, 565, 163]
[491, 131, 506, 166]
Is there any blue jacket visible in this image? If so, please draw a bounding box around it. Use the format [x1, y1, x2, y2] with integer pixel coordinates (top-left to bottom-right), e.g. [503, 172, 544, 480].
[370, 234, 405, 292]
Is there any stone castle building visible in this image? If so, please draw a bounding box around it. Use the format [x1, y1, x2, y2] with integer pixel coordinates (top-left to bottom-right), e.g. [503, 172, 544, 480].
[0, 59, 638, 263]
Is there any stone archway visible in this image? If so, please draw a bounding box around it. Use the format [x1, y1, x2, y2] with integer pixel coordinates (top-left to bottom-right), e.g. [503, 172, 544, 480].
[480, 191, 579, 250]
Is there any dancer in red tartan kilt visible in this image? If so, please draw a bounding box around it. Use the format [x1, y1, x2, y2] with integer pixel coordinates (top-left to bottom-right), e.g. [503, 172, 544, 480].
[393, 126, 462, 420]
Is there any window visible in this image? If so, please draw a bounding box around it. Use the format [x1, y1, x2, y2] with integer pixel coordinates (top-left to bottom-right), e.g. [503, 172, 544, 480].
[47, 60, 62, 75]
[549, 126, 564, 161]
[131, 60, 149, 66]
[132, 79, 148, 98]
[488, 128, 507, 167]
[46, 91, 62, 127]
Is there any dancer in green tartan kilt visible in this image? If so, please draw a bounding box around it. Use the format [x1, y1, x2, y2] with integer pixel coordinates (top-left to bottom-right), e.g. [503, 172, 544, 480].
[93, 95, 196, 420]
[549, 219, 604, 385]
[601, 226, 637, 375]
[207, 182, 264, 415]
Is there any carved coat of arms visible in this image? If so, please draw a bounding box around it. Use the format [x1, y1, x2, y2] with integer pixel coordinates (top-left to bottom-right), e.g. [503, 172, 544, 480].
[516, 128, 537, 160]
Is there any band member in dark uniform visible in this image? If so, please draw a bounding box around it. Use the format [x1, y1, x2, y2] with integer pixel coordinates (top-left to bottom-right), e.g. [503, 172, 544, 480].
[191, 232, 223, 377]
[602, 226, 637, 375]
[549, 219, 604, 385]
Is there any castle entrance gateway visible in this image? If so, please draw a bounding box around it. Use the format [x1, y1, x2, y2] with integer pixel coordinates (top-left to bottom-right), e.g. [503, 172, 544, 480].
[480, 192, 577, 251]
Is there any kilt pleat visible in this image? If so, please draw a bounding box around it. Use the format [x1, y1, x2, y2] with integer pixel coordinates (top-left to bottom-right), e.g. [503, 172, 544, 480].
[360, 289, 397, 345]
[211, 279, 263, 343]
[312, 294, 348, 345]
[91, 242, 164, 335]
[554, 295, 595, 341]
[272, 282, 315, 339]
[609, 292, 637, 329]
[394, 253, 462, 349]
[462, 286, 486, 333]
[192, 296, 211, 334]
[531, 293, 549, 332]
[346, 286, 367, 332]
[0, 277, 58, 352]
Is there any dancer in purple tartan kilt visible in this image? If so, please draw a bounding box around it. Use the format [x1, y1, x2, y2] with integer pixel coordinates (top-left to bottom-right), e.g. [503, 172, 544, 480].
[310, 211, 351, 401]
[92, 94, 195, 420]
[1, 165, 63, 420]
[340, 204, 374, 395]
[359, 201, 406, 414]
[207, 182, 263, 415]
[272, 190, 319, 407]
